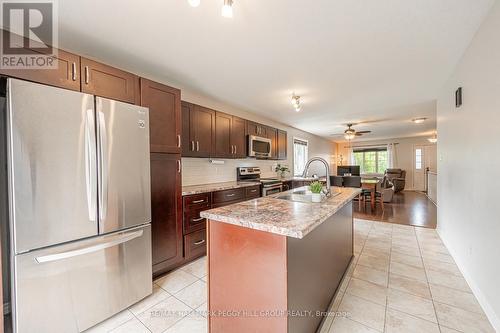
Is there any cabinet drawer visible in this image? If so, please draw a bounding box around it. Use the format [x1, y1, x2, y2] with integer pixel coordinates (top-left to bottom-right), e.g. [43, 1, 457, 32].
[183, 209, 208, 234]
[184, 229, 207, 260]
[245, 185, 261, 199]
[183, 193, 211, 211]
[213, 188, 245, 204]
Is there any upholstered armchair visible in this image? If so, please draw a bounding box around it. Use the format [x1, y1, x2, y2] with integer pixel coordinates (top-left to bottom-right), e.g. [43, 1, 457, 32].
[377, 178, 395, 203]
[384, 168, 406, 192]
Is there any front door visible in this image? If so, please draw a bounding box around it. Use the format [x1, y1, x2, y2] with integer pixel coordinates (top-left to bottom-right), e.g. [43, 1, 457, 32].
[413, 144, 437, 191]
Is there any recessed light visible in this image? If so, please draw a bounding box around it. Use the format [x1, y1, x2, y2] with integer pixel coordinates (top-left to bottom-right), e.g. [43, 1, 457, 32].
[412, 117, 427, 124]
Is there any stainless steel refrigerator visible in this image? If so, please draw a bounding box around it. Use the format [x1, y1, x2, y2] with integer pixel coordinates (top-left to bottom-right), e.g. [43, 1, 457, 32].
[0, 78, 153, 332]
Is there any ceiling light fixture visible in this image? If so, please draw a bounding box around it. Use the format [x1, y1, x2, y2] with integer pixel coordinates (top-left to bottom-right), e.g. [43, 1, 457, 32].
[221, 0, 233, 18]
[291, 94, 301, 112]
[344, 133, 355, 141]
[428, 133, 438, 143]
[188, 0, 200, 7]
[412, 117, 427, 124]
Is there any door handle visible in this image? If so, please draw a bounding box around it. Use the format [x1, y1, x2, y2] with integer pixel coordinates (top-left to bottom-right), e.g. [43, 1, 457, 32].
[192, 199, 205, 204]
[35, 229, 144, 263]
[71, 62, 77, 81]
[191, 141, 195, 151]
[84, 66, 90, 84]
[177, 160, 181, 173]
[97, 109, 108, 221]
[234, 145, 237, 154]
[196, 141, 200, 151]
[191, 217, 205, 223]
[177, 135, 181, 148]
[84, 109, 97, 222]
[226, 193, 235, 197]
[231, 145, 234, 154]
[194, 239, 206, 246]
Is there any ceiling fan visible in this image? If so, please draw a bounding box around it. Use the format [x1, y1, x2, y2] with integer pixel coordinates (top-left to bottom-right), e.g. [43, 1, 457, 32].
[331, 124, 372, 140]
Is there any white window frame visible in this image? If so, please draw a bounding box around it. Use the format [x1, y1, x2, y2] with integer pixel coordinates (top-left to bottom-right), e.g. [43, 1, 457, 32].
[353, 149, 388, 175]
[293, 137, 309, 176]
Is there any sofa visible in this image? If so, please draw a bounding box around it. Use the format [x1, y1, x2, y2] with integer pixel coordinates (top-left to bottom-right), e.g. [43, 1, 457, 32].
[384, 168, 406, 192]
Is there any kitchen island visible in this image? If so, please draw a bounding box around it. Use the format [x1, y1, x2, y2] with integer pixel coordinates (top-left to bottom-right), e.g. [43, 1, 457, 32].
[200, 186, 361, 333]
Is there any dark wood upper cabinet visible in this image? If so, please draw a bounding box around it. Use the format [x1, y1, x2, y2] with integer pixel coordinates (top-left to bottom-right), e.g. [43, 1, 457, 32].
[150, 153, 183, 276]
[266, 126, 278, 159]
[0, 45, 81, 92]
[81, 57, 140, 104]
[231, 116, 247, 158]
[246, 121, 267, 137]
[182, 101, 215, 158]
[140, 78, 181, 154]
[277, 129, 287, 160]
[215, 112, 232, 158]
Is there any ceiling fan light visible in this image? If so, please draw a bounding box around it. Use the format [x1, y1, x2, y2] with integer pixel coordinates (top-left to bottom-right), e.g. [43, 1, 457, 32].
[188, 0, 200, 7]
[221, 0, 233, 18]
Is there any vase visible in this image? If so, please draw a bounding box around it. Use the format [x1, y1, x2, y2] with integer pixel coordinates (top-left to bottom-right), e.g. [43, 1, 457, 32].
[311, 193, 322, 203]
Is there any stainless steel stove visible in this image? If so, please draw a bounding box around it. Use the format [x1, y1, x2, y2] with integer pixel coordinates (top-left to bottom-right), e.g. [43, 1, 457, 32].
[237, 167, 283, 196]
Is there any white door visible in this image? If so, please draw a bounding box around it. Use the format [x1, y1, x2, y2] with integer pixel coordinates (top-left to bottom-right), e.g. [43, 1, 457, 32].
[425, 145, 437, 172]
[413, 145, 425, 191]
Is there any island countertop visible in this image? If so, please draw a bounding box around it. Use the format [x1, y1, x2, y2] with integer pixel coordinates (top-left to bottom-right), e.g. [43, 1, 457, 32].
[200, 186, 361, 239]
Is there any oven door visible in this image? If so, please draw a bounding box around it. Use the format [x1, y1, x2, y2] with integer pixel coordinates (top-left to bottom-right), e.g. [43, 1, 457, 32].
[248, 135, 272, 158]
[263, 185, 283, 196]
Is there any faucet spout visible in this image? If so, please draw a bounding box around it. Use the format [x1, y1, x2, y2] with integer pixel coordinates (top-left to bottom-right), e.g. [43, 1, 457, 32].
[302, 157, 331, 196]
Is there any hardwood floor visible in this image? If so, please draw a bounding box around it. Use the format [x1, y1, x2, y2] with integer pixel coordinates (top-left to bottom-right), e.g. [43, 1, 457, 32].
[353, 191, 437, 229]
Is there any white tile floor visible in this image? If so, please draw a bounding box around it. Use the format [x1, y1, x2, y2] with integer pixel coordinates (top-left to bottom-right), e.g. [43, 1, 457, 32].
[85, 219, 495, 333]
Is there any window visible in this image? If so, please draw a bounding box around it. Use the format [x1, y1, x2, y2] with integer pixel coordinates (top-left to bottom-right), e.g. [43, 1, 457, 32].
[293, 138, 308, 176]
[415, 148, 422, 170]
[353, 148, 387, 174]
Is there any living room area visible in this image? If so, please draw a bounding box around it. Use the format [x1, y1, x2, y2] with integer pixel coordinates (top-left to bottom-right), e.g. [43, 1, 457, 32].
[332, 134, 438, 229]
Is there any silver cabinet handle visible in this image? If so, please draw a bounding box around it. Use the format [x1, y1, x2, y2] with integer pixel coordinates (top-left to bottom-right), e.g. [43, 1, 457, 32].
[191, 141, 195, 151]
[192, 199, 205, 204]
[97, 109, 108, 221]
[84, 109, 97, 222]
[250, 189, 257, 193]
[231, 145, 234, 154]
[84, 65, 90, 84]
[177, 160, 181, 173]
[36, 229, 144, 263]
[71, 62, 77, 81]
[234, 145, 237, 154]
[194, 239, 206, 246]
[191, 217, 204, 222]
[226, 193, 235, 197]
[196, 141, 200, 151]
[177, 135, 181, 148]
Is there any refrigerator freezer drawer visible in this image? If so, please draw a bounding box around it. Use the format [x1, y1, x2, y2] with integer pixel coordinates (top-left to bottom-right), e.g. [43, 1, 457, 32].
[13, 224, 152, 333]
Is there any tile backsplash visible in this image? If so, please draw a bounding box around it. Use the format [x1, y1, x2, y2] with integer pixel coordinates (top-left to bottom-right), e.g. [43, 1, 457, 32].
[181, 158, 288, 186]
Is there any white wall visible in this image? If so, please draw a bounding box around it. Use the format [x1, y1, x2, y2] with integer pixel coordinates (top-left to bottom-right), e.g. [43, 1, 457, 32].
[336, 136, 436, 190]
[437, 2, 500, 329]
[180, 92, 336, 186]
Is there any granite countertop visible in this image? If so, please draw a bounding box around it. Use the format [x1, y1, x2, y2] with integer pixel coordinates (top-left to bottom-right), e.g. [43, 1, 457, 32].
[200, 186, 361, 239]
[182, 181, 259, 196]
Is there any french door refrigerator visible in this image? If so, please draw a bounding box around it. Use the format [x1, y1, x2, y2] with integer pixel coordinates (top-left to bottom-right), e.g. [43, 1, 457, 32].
[1, 78, 152, 332]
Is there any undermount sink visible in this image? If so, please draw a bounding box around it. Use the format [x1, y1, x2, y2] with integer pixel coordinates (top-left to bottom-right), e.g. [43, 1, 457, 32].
[275, 188, 341, 203]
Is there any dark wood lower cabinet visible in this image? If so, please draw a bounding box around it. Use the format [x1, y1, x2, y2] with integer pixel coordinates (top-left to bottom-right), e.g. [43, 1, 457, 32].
[150, 153, 183, 277]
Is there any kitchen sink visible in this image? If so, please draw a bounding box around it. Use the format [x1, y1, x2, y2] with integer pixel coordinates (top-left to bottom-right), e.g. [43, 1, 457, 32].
[275, 189, 340, 203]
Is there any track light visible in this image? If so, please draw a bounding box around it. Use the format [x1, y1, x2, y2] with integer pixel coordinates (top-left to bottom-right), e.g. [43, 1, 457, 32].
[221, 0, 233, 18]
[188, 0, 200, 7]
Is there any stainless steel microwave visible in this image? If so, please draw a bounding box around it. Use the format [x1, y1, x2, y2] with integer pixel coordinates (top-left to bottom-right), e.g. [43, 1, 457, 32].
[248, 135, 272, 158]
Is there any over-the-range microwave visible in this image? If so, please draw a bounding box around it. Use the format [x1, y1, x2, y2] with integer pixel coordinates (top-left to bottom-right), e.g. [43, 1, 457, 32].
[248, 135, 272, 158]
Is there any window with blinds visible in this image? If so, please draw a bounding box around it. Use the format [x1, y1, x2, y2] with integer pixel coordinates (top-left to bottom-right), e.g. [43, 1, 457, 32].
[353, 147, 388, 174]
[293, 138, 309, 176]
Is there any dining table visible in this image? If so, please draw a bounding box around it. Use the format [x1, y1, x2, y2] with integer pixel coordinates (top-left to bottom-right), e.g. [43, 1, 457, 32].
[361, 178, 380, 210]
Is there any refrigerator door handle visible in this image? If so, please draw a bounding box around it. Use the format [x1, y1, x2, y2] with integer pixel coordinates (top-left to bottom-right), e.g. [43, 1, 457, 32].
[97, 110, 109, 221]
[85, 109, 97, 222]
[35, 229, 144, 263]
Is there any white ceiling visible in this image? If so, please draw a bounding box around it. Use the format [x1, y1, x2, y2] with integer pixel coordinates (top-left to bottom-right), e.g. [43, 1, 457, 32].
[58, 0, 494, 142]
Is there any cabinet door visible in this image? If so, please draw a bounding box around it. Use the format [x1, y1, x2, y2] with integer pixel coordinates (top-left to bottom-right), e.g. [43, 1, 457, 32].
[191, 105, 215, 157]
[181, 101, 194, 157]
[81, 57, 140, 104]
[231, 116, 247, 158]
[150, 154, 183, 276]
[246, 121, 266, 137]
[267, 126, 278, 159]
[277, 130, 287, 160]
[0, 48, 80, 91]
[141, 79, 181, 153]
[214, 112, 232, 158]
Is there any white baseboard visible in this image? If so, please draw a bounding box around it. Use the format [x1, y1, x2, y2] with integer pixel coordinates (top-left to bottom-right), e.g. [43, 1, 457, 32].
[437, 230, 500, 331]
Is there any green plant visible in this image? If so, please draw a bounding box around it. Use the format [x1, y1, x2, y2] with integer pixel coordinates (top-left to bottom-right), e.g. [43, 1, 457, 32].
[309, 181, 323, 194]
[274, 164, 290, 174]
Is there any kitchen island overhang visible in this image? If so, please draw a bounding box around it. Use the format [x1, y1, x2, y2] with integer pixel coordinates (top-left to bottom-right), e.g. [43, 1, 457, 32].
[201, 187, 361, 333]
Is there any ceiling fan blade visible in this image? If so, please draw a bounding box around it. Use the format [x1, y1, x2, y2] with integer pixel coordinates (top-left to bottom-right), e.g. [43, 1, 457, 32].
[355, 133, 363, 136]
[356, 131, 372, 134]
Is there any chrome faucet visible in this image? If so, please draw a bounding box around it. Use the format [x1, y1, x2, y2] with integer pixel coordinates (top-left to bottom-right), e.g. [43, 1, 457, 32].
[302, 157, 331, 197]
